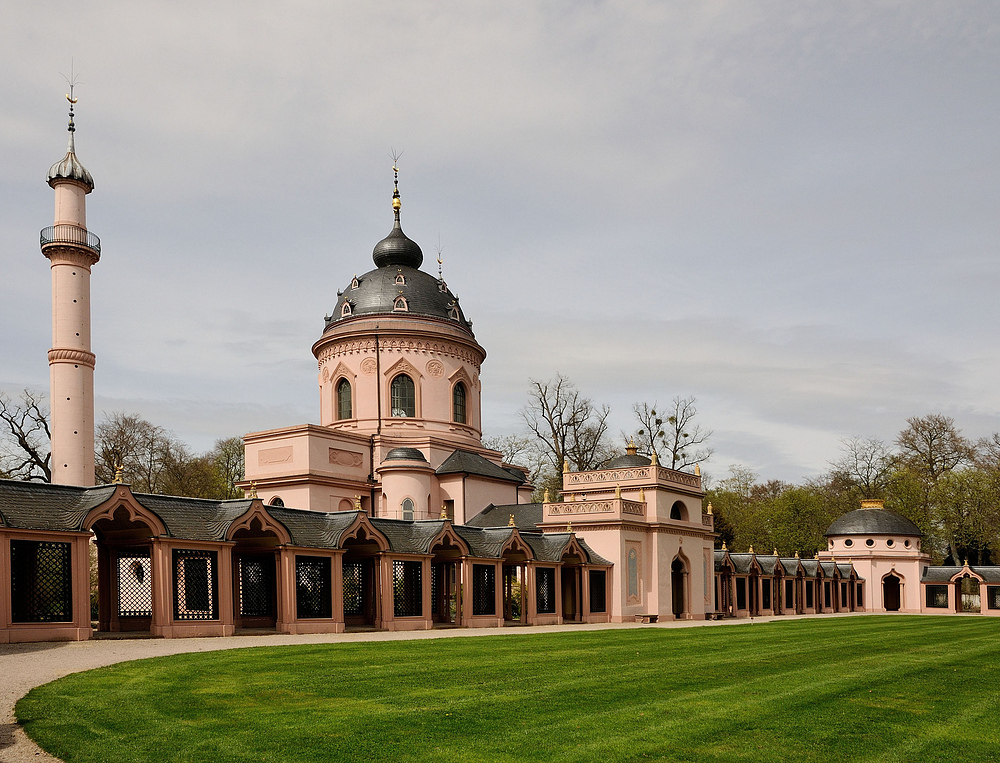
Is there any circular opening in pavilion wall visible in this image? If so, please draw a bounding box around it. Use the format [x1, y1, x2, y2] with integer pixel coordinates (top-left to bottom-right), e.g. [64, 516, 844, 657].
[866, 539, 874, 547]
[844, 539, 853, 547]
[904, 540, 911, 548]
[886, 539, 895, 547]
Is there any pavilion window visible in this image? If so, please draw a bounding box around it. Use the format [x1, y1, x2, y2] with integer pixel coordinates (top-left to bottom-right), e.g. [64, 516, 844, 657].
[840, 582, 848, 604]
[823, 581, 832, 608]
[589, 570, 607, 613]
[536, 567, 556, 614]
[785, 580, 794, 609]
[336, 379, 352, 420]
[736, 578, 746, 610]
[295, 556, 332, 619]
[472, 564, 496, 616]
[173, 549, 218, 620]
[390, 374, 415, 417]
[987, 586, 1000, 610]
[926, 584, 949, 609]
[401, 498, 414, 521]
[805, 581, 814, 608]
[856, 583, 864, 608]
[392, 560, 422, 617]
[452, 381, 467, 424]
[761, 579, 771, 610]
[10, 540, 73, 623]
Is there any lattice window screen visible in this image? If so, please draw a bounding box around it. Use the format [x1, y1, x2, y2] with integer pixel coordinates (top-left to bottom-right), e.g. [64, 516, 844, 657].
[117, 549, 152, 617]
[172, 549, 218, 620]
[295, 556, 332, 619]
[393, 560, 422, 617]
[536, 567, 556, 614]
[472, 564, 496, 616]
[11, 540, 73, 623]
[343, 561, 364, 616]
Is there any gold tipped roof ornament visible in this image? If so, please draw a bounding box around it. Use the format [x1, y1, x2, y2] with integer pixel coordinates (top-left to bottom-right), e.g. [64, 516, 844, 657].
[566, 521, 572, 533]
[795, 550, 800, 558]
[748, 544, 754, 554]
[773, 548, 778, 557]
[626, 437, 637, 456]
[650, 452, 658, 466]
[508, 514, 515, 526]
[563, 458, 570, 473]
[543, 488, 550, 503]
[113, 462, 124, 484]
[248, 481, 258, 499]
[639, 488, 645, 502]
[441, 505, 448, 519]
[390, 148, 403, 212]
[695, 463, 701, 477]
[722, 541, 728, 551]
[706, 502, 713, 515]
[615, 483, 622, 499]
[353, 495, 362, 510]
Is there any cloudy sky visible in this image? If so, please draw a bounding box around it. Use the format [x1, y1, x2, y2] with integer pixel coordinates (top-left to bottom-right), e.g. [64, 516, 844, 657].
[3, 2, 999, 482]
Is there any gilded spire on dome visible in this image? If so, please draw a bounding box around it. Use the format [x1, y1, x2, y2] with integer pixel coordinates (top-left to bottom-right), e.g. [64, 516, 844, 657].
[372, 152, 423, 269]
[47, 81, 94, 192]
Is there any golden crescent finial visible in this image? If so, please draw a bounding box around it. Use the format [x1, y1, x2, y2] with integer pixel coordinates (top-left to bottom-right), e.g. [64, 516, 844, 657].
[66, 94, 78, 104]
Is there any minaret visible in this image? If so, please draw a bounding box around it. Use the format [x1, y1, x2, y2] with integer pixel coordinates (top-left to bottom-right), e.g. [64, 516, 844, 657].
[40, 89, 99, 486]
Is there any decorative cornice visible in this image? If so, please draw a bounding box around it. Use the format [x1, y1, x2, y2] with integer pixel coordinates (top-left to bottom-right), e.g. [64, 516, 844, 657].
[48, 348, 96, 368]
[41, 246, 99, 268]
[315, 335, 484, 371]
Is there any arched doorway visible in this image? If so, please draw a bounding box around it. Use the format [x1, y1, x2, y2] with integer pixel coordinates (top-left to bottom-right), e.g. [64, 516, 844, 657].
[501, 538, 531, 624]
[341, 524, 386, 629]
[430, 536, 464, 626]
[90, 506, 159, 634]
[957, 575, 981, 613]
[231, 518, 280, 630]
[671, 558, 687, 618]
[560, 551, 584, 623]
[883, 573, 901, 611]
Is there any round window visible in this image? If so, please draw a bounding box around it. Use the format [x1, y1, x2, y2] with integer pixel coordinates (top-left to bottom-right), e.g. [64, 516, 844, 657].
[865, 539, 875, 547]
[904, 540, 911, 548]
[844, 539, 853, 547]
[886, 539, 894, 547]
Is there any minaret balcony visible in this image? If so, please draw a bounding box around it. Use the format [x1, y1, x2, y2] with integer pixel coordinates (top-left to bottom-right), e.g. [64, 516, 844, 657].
[40, 224, 101, 255]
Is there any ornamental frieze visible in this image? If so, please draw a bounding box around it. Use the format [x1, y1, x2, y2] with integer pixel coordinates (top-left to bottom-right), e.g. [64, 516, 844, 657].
[47, 348, 97, 367]
[317, 337, 483, 371]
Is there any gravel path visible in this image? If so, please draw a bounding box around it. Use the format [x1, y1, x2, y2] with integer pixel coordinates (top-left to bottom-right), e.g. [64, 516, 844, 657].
[0, 614, 859, 762]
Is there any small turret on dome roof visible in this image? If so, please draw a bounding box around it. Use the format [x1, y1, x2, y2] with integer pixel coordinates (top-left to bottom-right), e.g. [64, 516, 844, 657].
[47, 87, 94, 192]
[372, 157, 423, 269]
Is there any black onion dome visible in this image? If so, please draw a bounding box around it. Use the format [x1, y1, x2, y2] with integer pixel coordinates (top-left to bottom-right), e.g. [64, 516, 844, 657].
[325, 265, 473, 334]
[604, 453, 652, 469]
[825, 509, 922, 537]
[383, 447, 427, 462]
[373, 216, 423, 269]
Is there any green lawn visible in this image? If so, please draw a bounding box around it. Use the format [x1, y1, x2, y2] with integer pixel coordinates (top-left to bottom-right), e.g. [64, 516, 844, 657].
[16, 616, 1000, 762]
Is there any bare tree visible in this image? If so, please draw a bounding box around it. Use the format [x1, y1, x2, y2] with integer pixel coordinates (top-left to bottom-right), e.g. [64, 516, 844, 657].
[521, 375, 613, 474]
[632, 397, 713, 470]
[482, 434, 533, 466]
[0, 389, 51, 482]
[830, 437, 894, 498]
[896, 414, 973, 482]
[95, 412, 174, 491]
[211, 436, 246, 499]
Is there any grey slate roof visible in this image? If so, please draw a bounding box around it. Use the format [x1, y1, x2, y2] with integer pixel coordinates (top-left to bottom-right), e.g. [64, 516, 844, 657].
[0, 480, 117, 531]
[756, 555, 780, 575]
[836, 563, 855, 578]
[799, 560, 820, 578]
[436, 450, 524, 484]
[325, 265, 473, 335]
[370, 518, 450, 554]
[922, 566, 962, 583]
[132, 494, 252, 541]
[714, 550, 730, 572]
[826, 508, 922, 537]
[453, 526, 515, 558]
[729, 553, 756, 574]
[819, 562, 838, 577]
[265, 507, 363, 549]
[603, 453, 651, 469]
[466, 503, 542, 531]
[383, 447, 428, 462]
[780, 559, 802, 575]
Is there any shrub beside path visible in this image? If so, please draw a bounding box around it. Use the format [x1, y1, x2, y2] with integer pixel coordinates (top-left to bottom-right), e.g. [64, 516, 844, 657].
[0, 614, 861, 763]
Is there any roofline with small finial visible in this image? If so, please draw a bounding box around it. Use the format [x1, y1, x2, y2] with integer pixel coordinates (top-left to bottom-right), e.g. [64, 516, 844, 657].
[47, 81, 95, 192]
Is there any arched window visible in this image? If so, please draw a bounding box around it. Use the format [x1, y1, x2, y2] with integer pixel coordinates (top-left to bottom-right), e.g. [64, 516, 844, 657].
[402, 498, 414, 521]
[393, 296, 408, 312]
[336, 378, 352, 420]
[394, 273, 406, 285]
[391, 374, 415, 417]
[340, 301, 352, 317]
[269, 496, 284, 507]
[670, 501, 686, 520]
[452, 381, 467, 424]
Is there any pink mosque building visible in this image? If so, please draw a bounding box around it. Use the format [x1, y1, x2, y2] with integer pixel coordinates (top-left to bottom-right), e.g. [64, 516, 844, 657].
[0, 100, 998, 643]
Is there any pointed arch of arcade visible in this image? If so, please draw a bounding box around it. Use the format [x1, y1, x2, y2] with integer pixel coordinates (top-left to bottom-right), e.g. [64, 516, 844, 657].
[716, 553, 737, 617]
[949, 568, 985, 613]
[746, 558, 763, 617]
[339, 514, 390, 628]
[226, 505, 292, 630]
[84, 490, 169, 634]
[427, 524, 470, 626]
[558, 535, 590, 623]
[670, 550, 692, 620]
[498, 531, 534, 624]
